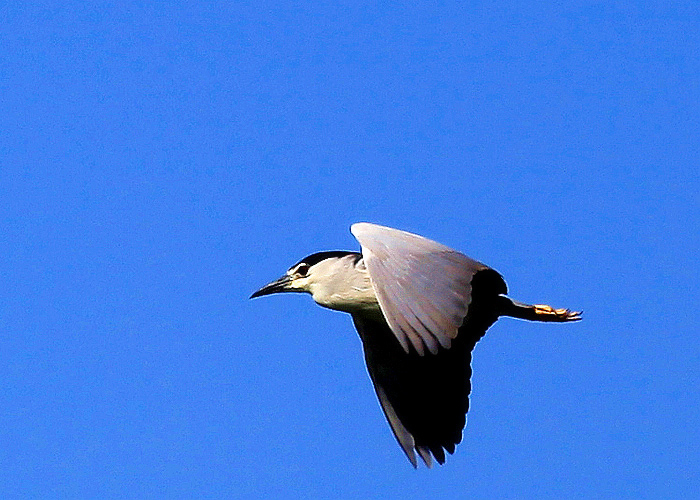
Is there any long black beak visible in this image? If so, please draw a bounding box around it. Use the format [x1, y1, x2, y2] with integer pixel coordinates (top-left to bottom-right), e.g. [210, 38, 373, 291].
[250, 274, 294, 298]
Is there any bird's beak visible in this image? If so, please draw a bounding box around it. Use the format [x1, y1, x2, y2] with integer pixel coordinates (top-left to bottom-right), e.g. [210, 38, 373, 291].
[250, 274, 295, 298]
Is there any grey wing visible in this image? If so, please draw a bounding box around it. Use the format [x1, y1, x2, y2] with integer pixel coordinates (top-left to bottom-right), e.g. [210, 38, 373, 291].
[351, 222, 492, 355]
[352, 269, 505, 467]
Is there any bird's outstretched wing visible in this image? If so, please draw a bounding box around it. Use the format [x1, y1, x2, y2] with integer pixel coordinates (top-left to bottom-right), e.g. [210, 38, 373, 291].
[351, 222, 498, 355]
[352, 268, 505, 467]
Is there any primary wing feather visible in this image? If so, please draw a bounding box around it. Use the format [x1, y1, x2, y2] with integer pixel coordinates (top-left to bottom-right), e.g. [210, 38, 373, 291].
[352, 267, 506, 467]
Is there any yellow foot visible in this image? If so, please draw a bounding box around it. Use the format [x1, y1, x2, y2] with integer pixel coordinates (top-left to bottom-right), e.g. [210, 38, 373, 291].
[533, 304, 582, 321]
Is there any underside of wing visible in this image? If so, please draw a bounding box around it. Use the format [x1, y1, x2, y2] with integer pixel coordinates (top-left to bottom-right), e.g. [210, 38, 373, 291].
[351, 222, 502, 355]
[352, 270, 503, 466]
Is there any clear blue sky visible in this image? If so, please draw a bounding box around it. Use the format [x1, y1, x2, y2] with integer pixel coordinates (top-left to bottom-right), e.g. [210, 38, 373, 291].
[1, 1, 698, 498]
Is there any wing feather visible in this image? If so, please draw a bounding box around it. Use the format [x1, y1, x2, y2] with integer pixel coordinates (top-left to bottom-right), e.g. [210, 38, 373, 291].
[351, 223, 491, 355]
[351, 268, 506, 467]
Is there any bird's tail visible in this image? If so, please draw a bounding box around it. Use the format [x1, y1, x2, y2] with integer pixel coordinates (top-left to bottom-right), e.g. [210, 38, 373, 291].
[497, 296, 582, 322]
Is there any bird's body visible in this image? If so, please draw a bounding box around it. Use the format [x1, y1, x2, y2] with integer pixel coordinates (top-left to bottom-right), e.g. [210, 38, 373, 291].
[251, 223, 581, 467]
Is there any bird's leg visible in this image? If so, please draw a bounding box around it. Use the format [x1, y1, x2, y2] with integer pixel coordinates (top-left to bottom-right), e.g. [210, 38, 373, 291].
[497, 296, 582, 322]
[532, 304, 582, 321]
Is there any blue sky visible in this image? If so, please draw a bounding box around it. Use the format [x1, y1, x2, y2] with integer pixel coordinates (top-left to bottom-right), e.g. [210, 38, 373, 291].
[1, 1, 698, 498]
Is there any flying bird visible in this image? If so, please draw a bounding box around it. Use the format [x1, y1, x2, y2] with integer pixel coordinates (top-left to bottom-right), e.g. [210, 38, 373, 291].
[250, 223, 581, 467]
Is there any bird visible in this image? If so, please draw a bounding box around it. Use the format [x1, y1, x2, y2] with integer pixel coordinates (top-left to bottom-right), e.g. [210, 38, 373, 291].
[250, 222, 581, 468]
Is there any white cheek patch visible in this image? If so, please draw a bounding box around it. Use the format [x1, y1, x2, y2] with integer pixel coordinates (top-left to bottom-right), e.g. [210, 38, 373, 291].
[289, 277, 310, 290]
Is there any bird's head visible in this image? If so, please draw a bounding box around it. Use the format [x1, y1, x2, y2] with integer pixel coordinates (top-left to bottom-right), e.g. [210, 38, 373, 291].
[250, 251, 356, 299]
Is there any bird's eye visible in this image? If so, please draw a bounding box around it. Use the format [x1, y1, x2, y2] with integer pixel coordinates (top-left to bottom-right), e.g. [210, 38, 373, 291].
[296, 264, 310, 276]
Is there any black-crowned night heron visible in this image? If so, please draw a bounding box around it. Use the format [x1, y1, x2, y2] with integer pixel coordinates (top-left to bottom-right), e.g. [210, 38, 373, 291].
[251, 223, 581, 467]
